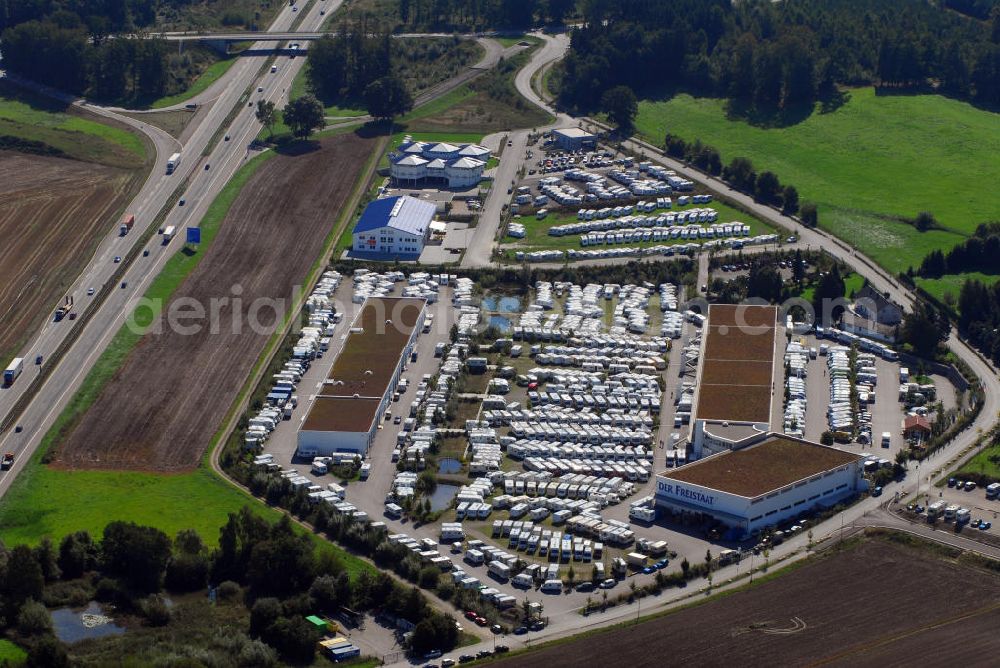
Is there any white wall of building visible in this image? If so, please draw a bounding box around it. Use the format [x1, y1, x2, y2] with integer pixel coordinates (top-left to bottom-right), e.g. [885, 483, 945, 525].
[352, 226, 425, 255]
[654, 461, 863, 536]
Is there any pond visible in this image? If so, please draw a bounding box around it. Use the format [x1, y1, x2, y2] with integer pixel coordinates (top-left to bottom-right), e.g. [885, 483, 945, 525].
[52, 601, 126, 644]
[438, 458, 462, 474]
[489, 314, 513, 333]
[482, 295, 523, 313]
[426, 483, 460, 512]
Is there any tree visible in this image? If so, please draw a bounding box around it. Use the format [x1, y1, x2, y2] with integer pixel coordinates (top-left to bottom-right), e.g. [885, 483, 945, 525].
[58, 531, 97, 579]
[101, 521, 172, 593]
[792, 249, 805, 284]
[900, 301, 948, 358]
[26, 635, 69, 668]
[800, 201, 819, 227]
[820, 431, 835, 445]
[282, 95, 325, 139]
[913, 211, 938, 232]
[4, 545, 44, 616]
[34, 537, 61, 582]
[723, 156, 756, 192]
[263, 616, 320, 664]
[747, 263, 783, 302]
[256, 99, 277, 138]
[17, 600, 52, 635]
[363, 75, 413, 121]
[754, 171, 782, 205]
[250, 597, 283, 638]
[814, 265, 847, 324]
[600, 85, 638, 133]
[782, 185, 799, 214]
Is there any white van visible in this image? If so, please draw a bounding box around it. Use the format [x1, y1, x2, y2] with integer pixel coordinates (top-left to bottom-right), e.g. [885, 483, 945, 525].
[541, 579, 563, 593]
[512, 573, 533, 588]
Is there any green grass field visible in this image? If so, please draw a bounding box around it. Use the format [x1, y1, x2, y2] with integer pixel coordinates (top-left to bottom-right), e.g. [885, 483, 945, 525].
[917, 272, 1000, 306]
[633, 88, 1000, 273]
[0, 640, 26, 663]
[150, 56, 239, 109]
[0, 81, 146, 168]
[502, 198, 777, 252]
[956, 443, 1000, 483]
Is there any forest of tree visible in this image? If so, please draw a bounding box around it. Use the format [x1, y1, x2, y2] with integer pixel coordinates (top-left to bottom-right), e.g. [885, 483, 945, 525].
[955, 279, 1000, 363]
[345, 0, 575, 32]
[557, 0, 1000, 112]
[0, 0, 227, 100]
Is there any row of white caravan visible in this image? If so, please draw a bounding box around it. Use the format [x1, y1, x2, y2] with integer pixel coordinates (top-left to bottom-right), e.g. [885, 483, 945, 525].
[612, 283, 653, 333]
[635, 163, 695, 191]
[579, 223, 750, 247]
[506, 440, 653, 463]
[498, 406, 656, 430]
[526, 388, 662, 411]
[496, 524, 607, 563]
[784, 339, 811, 438]
[565, 511, 637, 546]
[523, 457, 652, 480]
[305, 270, 343, 313]
[508, 420, 651, 445]
[815, 326, 898, 361]
[387, 533, 458, 575]
[553, 207, 720, 235]
[491, 470, 636, 506]
[659, 283, 680, 311]
[515, 233, 777, 263]
[827, 346, 854, 432]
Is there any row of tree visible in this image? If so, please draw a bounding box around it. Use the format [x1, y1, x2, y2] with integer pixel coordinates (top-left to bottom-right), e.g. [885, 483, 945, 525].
[955, 279, 1000, 363]
[918, 223, 1000, 278]
[558, 0, 1000, 112]
[389, 0, 574, 30]
[661, 133, 815, 222]
[1, 19, 168, 99]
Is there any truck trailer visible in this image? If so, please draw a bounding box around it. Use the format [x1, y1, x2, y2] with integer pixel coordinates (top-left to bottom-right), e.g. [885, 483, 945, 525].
[3, 358, 23, 386]
[163, 226, 176, 243]
[120, 213, 135, 236]
[166, 152, 181, 174]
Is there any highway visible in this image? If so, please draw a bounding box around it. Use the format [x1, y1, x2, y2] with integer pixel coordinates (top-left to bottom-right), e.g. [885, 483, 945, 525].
[0, 0, 338, 493]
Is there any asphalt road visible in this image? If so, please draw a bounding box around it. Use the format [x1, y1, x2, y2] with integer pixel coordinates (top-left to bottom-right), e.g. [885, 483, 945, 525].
[0, 0, 336, 494]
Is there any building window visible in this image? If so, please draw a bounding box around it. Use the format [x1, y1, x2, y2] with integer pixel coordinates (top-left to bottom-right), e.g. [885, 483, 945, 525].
[794, 499, 806, 507]
[836, 483, 848, 490]
[765, 510, 777, 516]
[750, 515, 763, 522]
[780, 505, 791, 512]
[823, 488, 834, 496]
[808, 494, 820, 501]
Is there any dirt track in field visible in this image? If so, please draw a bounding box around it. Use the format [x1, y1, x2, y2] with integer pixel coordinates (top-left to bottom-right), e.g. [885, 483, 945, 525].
[53, 133, 376, 471]
[0, 152, 133, 365]
[497, 537, 1000, 667]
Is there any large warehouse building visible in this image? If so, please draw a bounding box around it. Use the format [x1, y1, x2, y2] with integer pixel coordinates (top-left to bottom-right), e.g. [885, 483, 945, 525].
[655, 433, 864, 537]
[297, 297, 425, 458]
[690, 304, 779, 459]
[351, 196, 436, 259]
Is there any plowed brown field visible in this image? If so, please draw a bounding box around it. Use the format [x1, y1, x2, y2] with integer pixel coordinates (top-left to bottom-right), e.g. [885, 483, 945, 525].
[53, 133, 377, 471]
[498, 536, 1000, 667]
[0, 152, 133, 364]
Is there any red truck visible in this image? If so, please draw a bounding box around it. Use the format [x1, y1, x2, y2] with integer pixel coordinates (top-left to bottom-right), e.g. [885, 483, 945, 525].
[120, 213, 135, 236]
[1, 453, 14, 470]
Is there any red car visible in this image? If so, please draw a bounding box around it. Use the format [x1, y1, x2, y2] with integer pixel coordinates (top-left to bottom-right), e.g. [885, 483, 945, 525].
[1, 453, 14, 470]
[464, 611, 478, 622]
[475, 616, 488, 627]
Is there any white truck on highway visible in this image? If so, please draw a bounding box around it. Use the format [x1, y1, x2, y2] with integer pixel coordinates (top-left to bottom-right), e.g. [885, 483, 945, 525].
[163, 226, 176, 243]
[166, 152, 181, 174]
[3, 357, 23, 386]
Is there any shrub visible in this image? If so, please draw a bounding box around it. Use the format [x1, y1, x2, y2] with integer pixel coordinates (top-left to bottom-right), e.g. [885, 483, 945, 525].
[17, 600, 52, 636]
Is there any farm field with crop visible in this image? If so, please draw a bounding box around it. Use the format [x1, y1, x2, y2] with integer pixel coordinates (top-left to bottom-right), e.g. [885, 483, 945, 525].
[52, 133, 377, 471]
[632, 88, 1000, 274]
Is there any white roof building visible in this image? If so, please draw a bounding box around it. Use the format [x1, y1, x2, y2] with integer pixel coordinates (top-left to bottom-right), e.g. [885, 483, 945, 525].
[390, 136, 492, 189]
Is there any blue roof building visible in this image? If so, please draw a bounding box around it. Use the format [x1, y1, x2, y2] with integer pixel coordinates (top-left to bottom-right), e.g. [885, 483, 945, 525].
[352, 195, 437, 259]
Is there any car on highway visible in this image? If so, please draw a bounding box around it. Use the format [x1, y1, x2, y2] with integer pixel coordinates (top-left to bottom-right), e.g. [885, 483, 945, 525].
[205, 163, 210, 170]
[87, 287, 95, 296]
[143, 249, 150, 257]
[179, 198, 186, 206]
[320, 9, 325, 13]
[68, 312, 76, 320]
[13, 426, 22, 433]
[113, 256, 121, 263]
[257, 86, 264, 93]
[35, 355, 43, 365]
[121, 281, 128, 289]
[1, 453, 15, 469]
[225, 134, 231, 141]
[271, 65, 278, 73]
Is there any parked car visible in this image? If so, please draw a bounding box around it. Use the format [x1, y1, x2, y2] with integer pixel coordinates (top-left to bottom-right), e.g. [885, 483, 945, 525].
[600, 578, 616, 589]
[495, 645, 509, 653]
[948, 477, 957, 487]
[458, 655, 474, 663]
[513, 626, 527, 635]
[576, 581, 595, 592]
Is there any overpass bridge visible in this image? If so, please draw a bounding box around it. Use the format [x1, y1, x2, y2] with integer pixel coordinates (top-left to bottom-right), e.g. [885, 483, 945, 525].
[157, 31, 477, 43]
